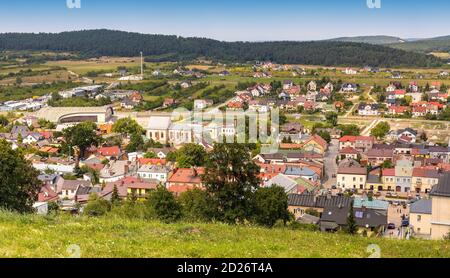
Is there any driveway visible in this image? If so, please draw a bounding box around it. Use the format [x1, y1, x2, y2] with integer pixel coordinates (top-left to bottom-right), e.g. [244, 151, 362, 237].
[323, 139, 339, 189]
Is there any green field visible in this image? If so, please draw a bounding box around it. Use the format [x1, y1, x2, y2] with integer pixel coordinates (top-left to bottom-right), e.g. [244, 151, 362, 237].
[0, 212, 448, 258]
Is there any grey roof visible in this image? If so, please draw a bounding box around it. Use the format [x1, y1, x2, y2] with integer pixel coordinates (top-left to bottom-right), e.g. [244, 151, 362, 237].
[265, 174, 298, 193]
[321, 206, 387, 228]
[288, 193, 351, 209]
[148, 116, 172, 130]
[410, 199, 432, 214]
[285, 166, 316, 177]
[430, 173, 450, 198]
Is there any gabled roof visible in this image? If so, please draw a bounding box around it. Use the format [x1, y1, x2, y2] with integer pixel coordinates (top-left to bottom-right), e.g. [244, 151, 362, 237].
[410, 199, 432, 214]
[288, 193, 351, 209]
[430, 173, 450, 197]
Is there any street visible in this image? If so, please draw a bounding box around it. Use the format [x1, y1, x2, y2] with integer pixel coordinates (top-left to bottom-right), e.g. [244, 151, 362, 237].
[323, 139, 339, 189]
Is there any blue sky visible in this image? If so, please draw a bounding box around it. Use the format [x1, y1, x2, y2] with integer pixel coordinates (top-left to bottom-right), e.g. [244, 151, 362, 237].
[0, 0, 449, 41]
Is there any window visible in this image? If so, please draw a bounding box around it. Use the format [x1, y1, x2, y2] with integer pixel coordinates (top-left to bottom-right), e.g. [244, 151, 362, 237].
[417, 215, 422, 222]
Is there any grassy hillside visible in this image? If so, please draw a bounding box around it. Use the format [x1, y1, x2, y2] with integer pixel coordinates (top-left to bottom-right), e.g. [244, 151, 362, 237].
[329, 36, 404, 45]
[0, 212, 448, 258]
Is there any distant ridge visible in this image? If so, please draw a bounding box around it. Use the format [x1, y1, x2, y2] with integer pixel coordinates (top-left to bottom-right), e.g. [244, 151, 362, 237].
[0, 29, 443, 67]
[328, 36, 405, 45]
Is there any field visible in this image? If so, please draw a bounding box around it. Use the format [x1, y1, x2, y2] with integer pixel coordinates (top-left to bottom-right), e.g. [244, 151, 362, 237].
[0, 212, 448, 258]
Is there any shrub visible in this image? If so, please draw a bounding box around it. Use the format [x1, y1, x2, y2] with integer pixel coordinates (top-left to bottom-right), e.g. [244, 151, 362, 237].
[146, 186, 182, 223]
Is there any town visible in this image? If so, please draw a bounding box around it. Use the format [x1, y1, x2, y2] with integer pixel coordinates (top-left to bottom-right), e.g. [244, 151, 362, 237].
[1, 53, 450, 245]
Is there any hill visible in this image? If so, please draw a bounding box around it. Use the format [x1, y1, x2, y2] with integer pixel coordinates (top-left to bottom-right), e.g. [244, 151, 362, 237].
[389, 36, 450, 53]
[0, 212, 448, 258]
[0, 30, 443, 68]
[329, 36, 405, 45]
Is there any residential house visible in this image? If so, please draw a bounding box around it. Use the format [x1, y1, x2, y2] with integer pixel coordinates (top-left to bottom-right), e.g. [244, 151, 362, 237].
[358, 103, 380, 116]
[339, 136, 374, 153]
[382, 168, 396, 192]
[166, 167, 204, 195]
[337, 164, 367, 190]
[302, 134, 328, 154]
[137, 165, 170, 183]
[264, 174, 301, 194]
[288, 193, 352, 219]
[412, 168, 441, 194]
[284, 166, 320, 183]
[97, 146, 122, 160]
[366, 149, 394, 166]
[99, 160, 138, 183]
[395, 159, 414, 193]
[320, 206, 387, 233]
[101, 177, 158, 201]
[429, 174, 450, 239]
[339, 147, 359, 160]
[410, 199, 432, 238]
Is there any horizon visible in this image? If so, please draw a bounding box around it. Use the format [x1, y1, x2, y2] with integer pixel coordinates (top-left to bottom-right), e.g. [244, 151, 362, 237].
[0, 28, 449, 43]
[1, 0, 450, 41]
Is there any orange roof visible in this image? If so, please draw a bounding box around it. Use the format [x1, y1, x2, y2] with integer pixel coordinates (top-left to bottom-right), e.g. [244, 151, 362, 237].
[97, 146, 121, 157]
[382, 168, 395, 177]
[305, 134, 327, 149]
[168, 168, 204, 184]
[138, 158, 167, 165]
[280, 143, 303, 149]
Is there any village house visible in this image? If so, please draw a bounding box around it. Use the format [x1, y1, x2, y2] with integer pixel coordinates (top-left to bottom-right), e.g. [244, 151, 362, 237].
[339, 136, 374, 153]
[166, 168, 204, 196]
[99, 160, 138, 183]
[137, 165, 170, 183]
[288, 193, 352, 220]
[412, 168, 441, 194]
[358, 103, 380, 116]
[429, 174, 450, 239]
[366, 149, 394, 166]
[337, 164, 367, 190]
[395, 159, 414, 193]
[410, 199, 432, 238]
[101, 177, 158, 201]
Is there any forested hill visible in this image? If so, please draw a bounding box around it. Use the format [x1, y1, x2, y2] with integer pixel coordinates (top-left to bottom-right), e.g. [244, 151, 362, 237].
[0, 29, 443, 67]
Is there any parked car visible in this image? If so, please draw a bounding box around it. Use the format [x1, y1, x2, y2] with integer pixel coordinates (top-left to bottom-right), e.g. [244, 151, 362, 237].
[387, 223, 396, 230]
[401, 219, 410, 227]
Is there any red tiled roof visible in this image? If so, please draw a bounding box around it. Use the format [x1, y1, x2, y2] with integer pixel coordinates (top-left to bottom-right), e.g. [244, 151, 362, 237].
[97, 146, 121, 157]
[168, 168, 204, 184]
[339, 147, 359, 155]
[38, 185, 59, 203]
[382, 168, 395, 177]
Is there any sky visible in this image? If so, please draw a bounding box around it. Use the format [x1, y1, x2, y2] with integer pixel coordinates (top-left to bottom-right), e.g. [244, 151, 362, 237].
[0, 0, 449, 41]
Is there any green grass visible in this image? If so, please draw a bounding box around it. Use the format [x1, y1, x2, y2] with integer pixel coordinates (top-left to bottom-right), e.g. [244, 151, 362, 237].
[0, 212, 448, 258]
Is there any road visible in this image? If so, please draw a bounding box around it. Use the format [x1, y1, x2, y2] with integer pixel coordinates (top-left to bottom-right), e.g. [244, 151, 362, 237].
[323, 139, 339, 189]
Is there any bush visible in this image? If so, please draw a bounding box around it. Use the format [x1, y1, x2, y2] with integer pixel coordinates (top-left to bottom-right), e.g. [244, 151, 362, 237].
[146, 186, 182, 223]
[84, 194, 111, 217]
[109, 200, 150, 220]
[179, 189, 213, 222]
[251, 186, 290, 227]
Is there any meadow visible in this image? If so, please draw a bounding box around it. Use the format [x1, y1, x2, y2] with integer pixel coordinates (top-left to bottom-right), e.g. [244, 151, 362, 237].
[0, 212, 448, 258]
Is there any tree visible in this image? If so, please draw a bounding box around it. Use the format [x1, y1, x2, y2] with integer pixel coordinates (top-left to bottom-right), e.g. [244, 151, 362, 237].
[144, 151, 157, 159]
[63, 122, 101, 160]
[126, 133, 145, 152]
[84, 193, 111, 217]
[251, 186, 290, 227]
[111, 185, 121, 206]
[179, 188, 212, 222]
[316, 130, 331, 143]
[0, 115, 8, 127]
[112, 117, 144, 137]
[175, 143, 207, 168]
[370, 121, 390, 139]
[203, 143, 261, 224]
[338, 124, 360, 136]
[146, 186, 182, 223]
[0, 140, 42, 213]
[325, 112, 338, 127]
[346, 201, 358, 235]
